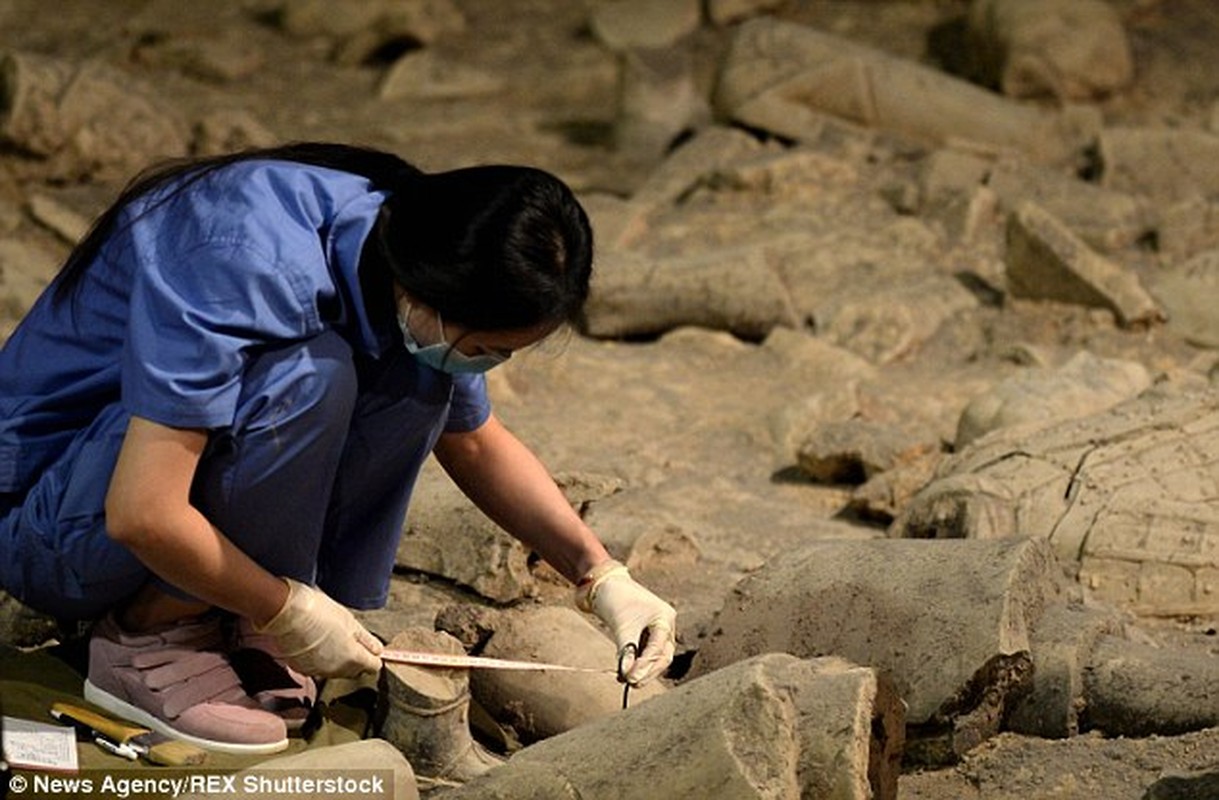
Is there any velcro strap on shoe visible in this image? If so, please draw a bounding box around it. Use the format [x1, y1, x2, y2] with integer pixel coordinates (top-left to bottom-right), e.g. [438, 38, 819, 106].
[159, 622, 226, 651]
[137, 650, 229, 689]
[159, 660, 248, 719]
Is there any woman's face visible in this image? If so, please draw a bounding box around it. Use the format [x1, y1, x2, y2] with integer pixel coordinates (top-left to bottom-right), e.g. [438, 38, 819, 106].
[399, 293, 557, 363]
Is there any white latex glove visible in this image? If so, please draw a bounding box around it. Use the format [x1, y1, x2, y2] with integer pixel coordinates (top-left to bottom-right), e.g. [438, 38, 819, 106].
[576, 560, 676, 686]
[253, 578, 383, 678]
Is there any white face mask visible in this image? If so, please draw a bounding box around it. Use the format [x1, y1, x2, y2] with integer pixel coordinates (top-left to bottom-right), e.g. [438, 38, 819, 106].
[396, 304, 508, 374]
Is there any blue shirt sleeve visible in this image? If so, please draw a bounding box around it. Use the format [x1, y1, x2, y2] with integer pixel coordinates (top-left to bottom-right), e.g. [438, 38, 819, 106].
[123, 235, 317, 429]
[117, 166, 339, 430]
[444, 373, 492, 433]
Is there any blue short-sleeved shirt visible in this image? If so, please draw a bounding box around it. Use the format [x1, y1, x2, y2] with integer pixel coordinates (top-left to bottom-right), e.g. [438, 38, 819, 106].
[0, 160, 491, 494]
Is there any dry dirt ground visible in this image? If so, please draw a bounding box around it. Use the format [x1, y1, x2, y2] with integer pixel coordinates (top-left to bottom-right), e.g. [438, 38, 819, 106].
[1, 1, 1217, 798]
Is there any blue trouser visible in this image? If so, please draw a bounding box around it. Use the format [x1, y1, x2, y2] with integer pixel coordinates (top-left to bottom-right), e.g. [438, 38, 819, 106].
[0, 332, 445, 620]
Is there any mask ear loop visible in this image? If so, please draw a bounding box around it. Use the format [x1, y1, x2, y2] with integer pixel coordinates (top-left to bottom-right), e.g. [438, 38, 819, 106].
[432, 308, 454, 369]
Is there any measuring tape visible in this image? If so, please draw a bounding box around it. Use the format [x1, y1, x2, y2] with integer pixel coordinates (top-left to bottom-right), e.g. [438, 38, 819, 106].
[380, 648, 617, 674]
[382, 647, 641, 709]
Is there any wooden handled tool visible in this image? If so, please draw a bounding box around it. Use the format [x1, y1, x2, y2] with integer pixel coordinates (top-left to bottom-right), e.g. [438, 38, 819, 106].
[50, 702, 207, 766]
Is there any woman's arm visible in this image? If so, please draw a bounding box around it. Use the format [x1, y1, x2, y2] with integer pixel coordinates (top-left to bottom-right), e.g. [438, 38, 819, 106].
[435, 413, 677, 684]
[105, 415, 381, 677]
[432, 413, 611, 583]
[104, 415, 289, 626]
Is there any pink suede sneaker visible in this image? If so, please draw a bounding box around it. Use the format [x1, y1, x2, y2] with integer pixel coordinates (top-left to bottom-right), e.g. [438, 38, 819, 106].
[83, 614, 288, 755]
[227, 617, 318, 732]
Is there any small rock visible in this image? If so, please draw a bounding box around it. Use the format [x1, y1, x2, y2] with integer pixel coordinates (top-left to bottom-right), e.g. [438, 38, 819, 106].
[706, 0, 786, 27]
[955, 351, 1153, 447]
[379, 51, 503, 101]
[1150, 249, 1219, 349]
[396, 463, 536, 604]
[797, 418, 936, 485]
[1157, 195, 1219, 259]
[192, 110, 278, 156]
[848, 449, 943, 523]
[25, 195, 89, 245]
[1143, 769, 1219, 800]
[1005, 201, 1164, 328]
[0, 591, 60, 648]
[1098, 127, 1219, 202]
[589, 0, 700, 51]
[625, 526, 702, 572]
[434, 604, 500, 651]
[964, 0, 1134, 101]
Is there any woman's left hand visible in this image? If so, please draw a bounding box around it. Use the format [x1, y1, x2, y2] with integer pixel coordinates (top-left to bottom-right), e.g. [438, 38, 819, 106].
[577, 560, 676, 686]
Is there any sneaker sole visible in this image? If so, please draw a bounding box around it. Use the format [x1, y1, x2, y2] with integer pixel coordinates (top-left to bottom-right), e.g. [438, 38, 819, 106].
[84, 680, 290, 756]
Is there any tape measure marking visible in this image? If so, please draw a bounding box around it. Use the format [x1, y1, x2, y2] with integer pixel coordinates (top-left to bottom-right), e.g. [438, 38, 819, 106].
[380, 648, 616, 674]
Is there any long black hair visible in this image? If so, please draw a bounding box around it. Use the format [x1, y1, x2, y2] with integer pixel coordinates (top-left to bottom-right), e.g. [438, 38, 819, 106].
[52, 142, 593, 331]
[379, 165, 592, 330]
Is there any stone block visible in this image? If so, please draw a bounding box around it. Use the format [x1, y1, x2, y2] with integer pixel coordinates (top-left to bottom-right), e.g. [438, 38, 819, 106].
[443, 653, 904, 800]
[955, 351, 1152, 448]
[796, 418, 938, 485]
[1005, 201, 1164, 328]
[985, 156, 1151, 252]
[0, 50, 188, 181]
[964, 0, 1133, 101]
[396, 463, 536, 603]
[692, 537, 1066, 762]
[1083, 634, 1219, 737]
[0, 591, 59, 648]
[589, 0, 700, 51]
[1151, 249, 1219, 349]
[583, 245, 799, 340]
[896, 388, 1219, 617]
[1079, 557, 1142, 608]
[715, 18, 1093, 164]
[1135, 561, 1197, 613]
[1157, 196, 1219, 259]
[180, 739, 416, 800]
[1005, 604, 1124, 738]
[1098, 127, 1219, 202]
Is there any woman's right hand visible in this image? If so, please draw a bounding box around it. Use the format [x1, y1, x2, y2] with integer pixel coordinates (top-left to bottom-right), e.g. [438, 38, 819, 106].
[577, 560, 676, 686]
[253, 578, 384, 678]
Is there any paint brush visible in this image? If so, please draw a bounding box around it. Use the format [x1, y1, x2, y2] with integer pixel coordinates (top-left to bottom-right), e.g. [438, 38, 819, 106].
[50, 702, 207, 766]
